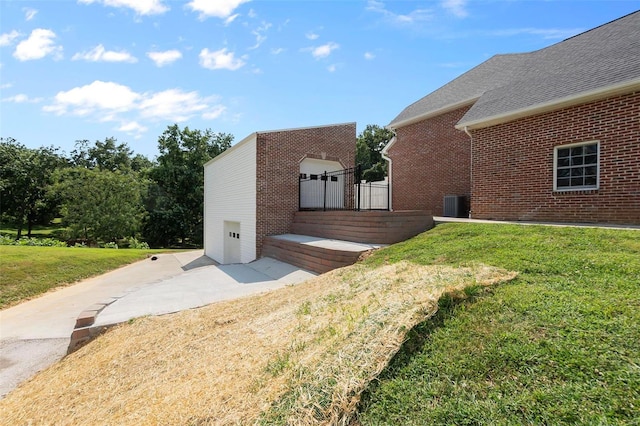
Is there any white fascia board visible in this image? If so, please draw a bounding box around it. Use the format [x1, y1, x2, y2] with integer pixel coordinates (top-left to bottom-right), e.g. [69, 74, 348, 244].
[380, 136, 396, 156]
[388, 97, 479, 130]
[456, 78, 640, 131]
[204, 132, 257, 167]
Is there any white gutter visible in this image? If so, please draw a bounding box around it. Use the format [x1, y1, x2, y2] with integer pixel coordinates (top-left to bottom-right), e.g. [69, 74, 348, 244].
[380, 136, 396, 211]
[389, 96, 480, 130]
[463, 126, 473, 219]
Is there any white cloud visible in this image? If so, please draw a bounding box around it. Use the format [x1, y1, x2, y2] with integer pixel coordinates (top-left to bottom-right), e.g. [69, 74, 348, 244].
[187, 0, 249, 20]
[138, 89, 210, 121]
[327, 64, 337, 72]
[441, 0, 468, 18]
[78, 0, 169, 15]
[366, 0, 433, 26]
[202, 105, 226, 120]
[13, 29, 62, 61]
[44, 81, 140, 116]
[249, 22, 272, 50]
[490, 27, 584, 40]
[147, 49, 182, 67]
[271, 47, 285, 55]
[306, 32, 319, 40]
[44, 80, 226, 126]
[2, 94, 43, 103]
[0, 82, 13, 89]
[24, 8, 38, 21]
[305, 42, 339, 59]
[0, 30, 21, 47]
[72, 44, 137, 63]
[118, 120, 148, 135]
[199, 48, 245, 70]
[224, 14, 240, 25]
[98, 113, 118, 122]
[364, 52, 375, 60]
[4, 94, 29, 103]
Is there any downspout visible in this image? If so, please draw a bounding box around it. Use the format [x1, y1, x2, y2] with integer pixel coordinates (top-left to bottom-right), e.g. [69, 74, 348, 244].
[381, 136, 395, 211]
[463, 126, 472, 218]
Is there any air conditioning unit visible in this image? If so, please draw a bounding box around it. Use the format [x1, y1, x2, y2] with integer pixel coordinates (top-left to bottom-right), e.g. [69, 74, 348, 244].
[443, 195, 467, 218]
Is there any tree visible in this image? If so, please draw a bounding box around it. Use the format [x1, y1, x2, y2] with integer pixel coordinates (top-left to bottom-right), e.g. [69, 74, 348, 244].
[62, 137, 153, 244]
[70, 137, 135, 172]
[131, 153, 154, 173]
[356, 124, 395, 182]
[144, 124, 232, 247]
[54, 167, 145, 243]
[0, 138, 66, 238]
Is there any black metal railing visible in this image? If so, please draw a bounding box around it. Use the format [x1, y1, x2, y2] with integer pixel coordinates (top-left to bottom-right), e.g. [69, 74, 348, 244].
[299, 165, 389, 211]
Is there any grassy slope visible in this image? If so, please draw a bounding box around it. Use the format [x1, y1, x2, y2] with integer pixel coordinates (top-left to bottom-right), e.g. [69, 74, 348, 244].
[1, 223, 637, 423]
[0, 262, 514, 424]
[357, 223, 640, 424]
[0, 246, 161, 309]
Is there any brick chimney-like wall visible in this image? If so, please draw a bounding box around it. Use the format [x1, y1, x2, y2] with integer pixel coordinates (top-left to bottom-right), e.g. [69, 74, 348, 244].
[255, 123, 356, 257]
[387, 105, 472, 215]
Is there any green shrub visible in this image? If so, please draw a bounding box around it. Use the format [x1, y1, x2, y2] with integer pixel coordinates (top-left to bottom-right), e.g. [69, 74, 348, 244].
[0, 235, 14, 245]
[103, 242, 119, 249]
[0, 235, 67, 247]
[51, 229, 71, 242]
[127, 237, 150, 250]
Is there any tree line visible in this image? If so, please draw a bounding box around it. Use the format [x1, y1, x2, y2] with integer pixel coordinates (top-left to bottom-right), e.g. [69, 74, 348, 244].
[0, 124, 232, 247]
[0, 123, 391, 248]
[356, 124, 394, 182]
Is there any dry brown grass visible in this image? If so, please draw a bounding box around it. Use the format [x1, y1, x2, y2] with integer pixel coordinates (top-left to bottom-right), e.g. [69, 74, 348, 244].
[0, 261, 515, 425]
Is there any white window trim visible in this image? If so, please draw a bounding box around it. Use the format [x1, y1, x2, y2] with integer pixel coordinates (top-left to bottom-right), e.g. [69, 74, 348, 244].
[553, 140, 600, 192]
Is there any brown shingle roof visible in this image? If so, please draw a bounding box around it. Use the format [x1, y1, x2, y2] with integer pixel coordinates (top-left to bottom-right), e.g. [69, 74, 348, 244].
[389, 11, 640, 130]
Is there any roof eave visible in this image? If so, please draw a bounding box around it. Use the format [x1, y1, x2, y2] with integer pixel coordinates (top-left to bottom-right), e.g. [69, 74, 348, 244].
[388, 96, 479, 130]
[204, 132, 257, 166]
[381, 136, 396, 156]
[456, 78, 640, 131]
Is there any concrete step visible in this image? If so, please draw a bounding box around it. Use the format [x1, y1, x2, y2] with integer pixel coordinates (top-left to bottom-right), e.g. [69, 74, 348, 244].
[291, 210, 433, 244]
[262, 234, 379, 274]
[262, 211, 433, 274]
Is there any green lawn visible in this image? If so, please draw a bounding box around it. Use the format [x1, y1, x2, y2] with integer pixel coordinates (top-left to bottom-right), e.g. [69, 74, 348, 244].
[0, 218, 67, 239]
[0, 246, 162, 309]
[357, 223, 640, 425]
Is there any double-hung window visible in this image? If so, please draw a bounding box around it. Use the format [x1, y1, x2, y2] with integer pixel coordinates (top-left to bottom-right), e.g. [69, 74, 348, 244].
[554, 141, 599, 191]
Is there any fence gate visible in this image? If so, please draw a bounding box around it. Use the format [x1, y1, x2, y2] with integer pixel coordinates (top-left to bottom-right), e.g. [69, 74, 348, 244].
[299, 165, 389, 211]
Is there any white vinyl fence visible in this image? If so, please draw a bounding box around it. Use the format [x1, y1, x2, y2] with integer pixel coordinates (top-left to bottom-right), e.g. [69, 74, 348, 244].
[355, 177, 388, 210]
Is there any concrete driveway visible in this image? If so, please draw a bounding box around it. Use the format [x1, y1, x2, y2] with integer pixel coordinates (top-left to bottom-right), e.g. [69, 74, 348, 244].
[0, 251, 315, 398]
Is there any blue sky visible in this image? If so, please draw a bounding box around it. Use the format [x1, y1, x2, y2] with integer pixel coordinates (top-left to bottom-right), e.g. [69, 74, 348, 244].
[1, 0, 638, 158]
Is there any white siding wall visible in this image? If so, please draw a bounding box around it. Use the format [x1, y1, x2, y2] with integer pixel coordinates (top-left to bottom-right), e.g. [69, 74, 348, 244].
[204, 135, 257, 264]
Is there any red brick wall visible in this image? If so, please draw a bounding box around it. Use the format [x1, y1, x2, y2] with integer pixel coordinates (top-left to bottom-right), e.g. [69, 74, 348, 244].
[387, 106, 472, 214]
[471, 91, 640, 224]
[255, 123, 356, 256]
